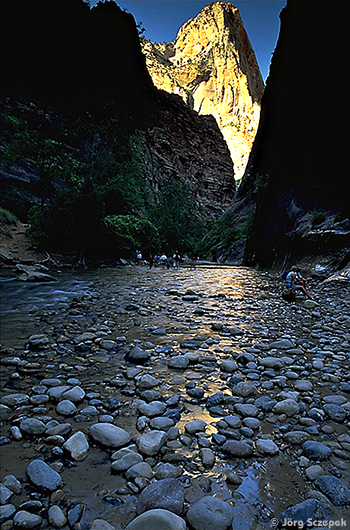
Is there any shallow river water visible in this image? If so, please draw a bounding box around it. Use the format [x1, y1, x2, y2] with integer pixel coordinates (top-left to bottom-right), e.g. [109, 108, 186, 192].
[0, 264, 349, 529]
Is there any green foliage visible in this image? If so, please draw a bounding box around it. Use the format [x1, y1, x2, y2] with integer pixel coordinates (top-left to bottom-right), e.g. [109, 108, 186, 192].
[198, 206, 256, 259]
[149, 181, 205, 254]
[103, 214, 159, 257]
[0, 207, 19, 236]
[0, 101, 149, 259]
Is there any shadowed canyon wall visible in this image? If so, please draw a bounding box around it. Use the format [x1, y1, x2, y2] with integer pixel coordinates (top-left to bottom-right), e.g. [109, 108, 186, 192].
[0, 0, 235, 227]
[225, 0, 349, 268]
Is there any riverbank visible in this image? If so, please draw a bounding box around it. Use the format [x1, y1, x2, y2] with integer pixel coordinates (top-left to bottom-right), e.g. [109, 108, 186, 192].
[0, 266, 349, 529]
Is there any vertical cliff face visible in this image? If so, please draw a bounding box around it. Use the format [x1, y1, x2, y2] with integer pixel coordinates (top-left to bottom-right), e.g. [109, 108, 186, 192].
[0, 0, 235, 229]
[228, 0, 349, 268]
[141, 2, 264, 180]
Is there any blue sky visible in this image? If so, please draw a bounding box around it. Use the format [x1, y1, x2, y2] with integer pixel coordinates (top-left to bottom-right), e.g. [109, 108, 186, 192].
[115, 1, 286, 81]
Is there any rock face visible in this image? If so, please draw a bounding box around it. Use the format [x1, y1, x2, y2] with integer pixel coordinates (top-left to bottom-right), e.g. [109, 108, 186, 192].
[0, 0, 235, 229]
[226, 0, 349, 266]
[141, 2, 264, 180]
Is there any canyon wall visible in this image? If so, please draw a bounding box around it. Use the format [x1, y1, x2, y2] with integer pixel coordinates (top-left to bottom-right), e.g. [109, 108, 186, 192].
[225, 0, 349, 269]
[141, 2, 264, 180]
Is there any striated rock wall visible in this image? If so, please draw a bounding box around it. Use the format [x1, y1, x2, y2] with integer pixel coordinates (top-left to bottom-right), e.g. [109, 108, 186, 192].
[137, 91, 235, 219]
[141, 2, 264, 180]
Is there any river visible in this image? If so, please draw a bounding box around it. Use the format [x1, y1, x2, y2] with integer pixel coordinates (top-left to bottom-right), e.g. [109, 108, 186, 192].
[1, 264, 349, 529]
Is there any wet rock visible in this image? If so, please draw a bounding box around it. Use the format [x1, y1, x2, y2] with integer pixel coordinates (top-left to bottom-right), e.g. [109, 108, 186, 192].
[26, 459, 62, 492]
[124, 347, 151, 364]
[136, 478, 184, 515]
[13, 510, 43, 528]
[0, 484, 13, 505]
[305, 465, 325, 481]
[19, 418, 46, 436]
[125, 462, 153, 481]
[314, 475, 350, 506]
[90, 519, 118, 530]
[283, 431, 311, 445]
[90, 423, 131, 449]
[150, 417, 175, 431]
[0, 393, 29, 408]
[48, 505, 67, 527]
[272, 398, 300, 416]
[138, 401, 166, 418]
[63, 431, 89, 461]
[255, 438, 279, 455]
[136, 430, 167, 456]
[200, 447, 215, 467]
[2, 475, 22, 495]
[61, 385, 85, 403]
[234, 403, 258, 417]
[323, 403, 346, 422]
[186, 495, 234, 530]
[27, 334, 50, 349]
[277, 498, 328, 526]
[222, 440, 254, 458]
[136, 374, 161, 389]
[111, 452, 143, 472]
[56, 399, 77, 416]
[230, 381, 258, 397]
[0, 504, 16, 524]
[302, 441, 332, 461]
[67, 503, 84, 528]
[124, 509, 186, 530]
[154, 463, 183, 480]
[168, 355, 189, 370]
[185, 419, 206, 435]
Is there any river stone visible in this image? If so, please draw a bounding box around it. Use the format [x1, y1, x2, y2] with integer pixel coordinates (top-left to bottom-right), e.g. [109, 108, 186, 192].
[269, 339, 294, 350]
[56, 399, 77, 416]
[259, 357, 284, 369]
[124, 347, 151, 364]
[90, 423, 131, 448]
[26, 459, 62, 492]
[186, 496, 234, 530]
[13, 510, 43, 528]
[277, 498, 328, 525]
[185, 419, 206, 434]
[136, 478, 184, 515]
[125, 509, 186, 530]
[125, 462, 153, 481]
[294, 380, 313, 392]
[0, 484, 13, 504]
[200, 448, 215, 467]
[305, 465, 325, 481]
[74, 332, 96, 343]
[272, 399, 300, 416]
[19, 418, 46, 435]
[138, 401, 166, 418]
[111, 452, 143, 472]
[2, 474, 22, 494]
[136, 430, 167, 456]
[230, 381, 258, 397]
[0, 504, 16, 524]
[63, 431, 89, 461]
[61, 385, 85, 403]
[255, 438, 279, 455]
[136, 374, 161, 389]
[168, 355, 189, 370]
[283, 431, 311, 445]
[0, 393, 29, 408]
[48, 386, 71, 401]
[48, 505, 67, 527]
[302, 441, 332, 460]
[27, 334, 49, 349]
[234, 403, 258, 417]
[90, 519, 117, 530]
[314, 475, 350, 506]
[220, 360, 238, 373]
[149, 417, 175, 431]
[222, 440, 254, 458]
[323, 403, 346, 422]
[154, 463, 183, 480]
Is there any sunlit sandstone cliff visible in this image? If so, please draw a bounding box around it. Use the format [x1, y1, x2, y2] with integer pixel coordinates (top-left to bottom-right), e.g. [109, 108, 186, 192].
[141, 2, 264, 180]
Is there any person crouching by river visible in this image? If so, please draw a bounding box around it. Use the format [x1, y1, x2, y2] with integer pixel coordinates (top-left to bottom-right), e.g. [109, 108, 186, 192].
[285, 266, 314, 299]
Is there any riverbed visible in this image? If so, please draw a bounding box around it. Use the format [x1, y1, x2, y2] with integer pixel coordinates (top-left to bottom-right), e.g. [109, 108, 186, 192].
[0, 265, 349, 529]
